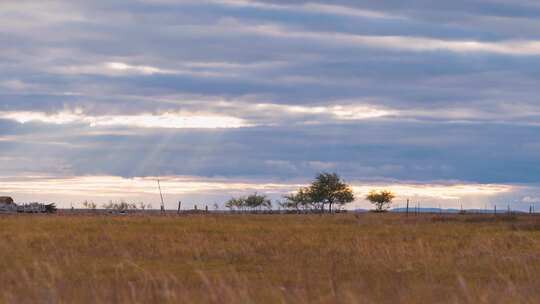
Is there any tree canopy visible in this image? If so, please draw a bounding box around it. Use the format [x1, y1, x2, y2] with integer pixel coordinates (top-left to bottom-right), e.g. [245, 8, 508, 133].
[225, 193, 272, 212]
[283, 172, 355, 213]
[366, 190, 395, 212]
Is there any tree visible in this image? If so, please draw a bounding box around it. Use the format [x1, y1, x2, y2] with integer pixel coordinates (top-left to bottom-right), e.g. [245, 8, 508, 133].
[366, 190, 395, 212]
[82, 200, 97, 210]
[283, 187, 312, 213]
[225, 197, 244, 212]
[45, 203, 57, 213]
[101, 200, 138, 213]
[309, 172, 355, 213]
[245, 193, 271, 212]
[139, 202, 152, 210]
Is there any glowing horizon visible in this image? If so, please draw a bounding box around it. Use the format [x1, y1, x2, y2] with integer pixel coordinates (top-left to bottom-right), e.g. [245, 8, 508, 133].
[0, 175, 521, 210]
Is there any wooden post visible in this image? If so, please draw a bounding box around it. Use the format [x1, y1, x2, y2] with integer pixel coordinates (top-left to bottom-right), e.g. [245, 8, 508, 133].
[158, 179, 165, 214]
[507, 204, 510, 215]
[406, 199, 409, 216]
[494, 205, 497, 215]
[205, 205, 208, 213]
[177, 201, 182, 214]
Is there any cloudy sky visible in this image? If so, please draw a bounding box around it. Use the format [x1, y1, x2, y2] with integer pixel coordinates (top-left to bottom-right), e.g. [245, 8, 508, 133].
[1, 0, 539, 210]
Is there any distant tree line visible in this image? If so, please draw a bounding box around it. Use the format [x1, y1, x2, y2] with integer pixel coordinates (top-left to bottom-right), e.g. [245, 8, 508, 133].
[78, 172, 396, 213]
[226, 173, 356, 213]
[81, 200, 152, 212]
[225, 193, 272, 212]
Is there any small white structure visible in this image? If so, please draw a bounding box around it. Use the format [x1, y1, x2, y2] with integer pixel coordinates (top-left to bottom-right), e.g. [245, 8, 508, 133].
[18, 203, 47, 213]
[0, 197, 18, 212]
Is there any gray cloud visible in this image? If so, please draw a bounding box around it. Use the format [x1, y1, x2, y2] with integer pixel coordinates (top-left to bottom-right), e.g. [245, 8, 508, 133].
[1, 0, 540, 207]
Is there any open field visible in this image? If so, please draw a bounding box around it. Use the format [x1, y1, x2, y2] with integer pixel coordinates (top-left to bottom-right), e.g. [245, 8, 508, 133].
[0, 213, 539, 303]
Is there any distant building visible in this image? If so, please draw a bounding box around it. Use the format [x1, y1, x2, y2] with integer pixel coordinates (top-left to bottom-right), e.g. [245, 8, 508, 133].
[0, 197, 17, 212]
[0, 196, 56, 213]
[0, 197, 14, 205]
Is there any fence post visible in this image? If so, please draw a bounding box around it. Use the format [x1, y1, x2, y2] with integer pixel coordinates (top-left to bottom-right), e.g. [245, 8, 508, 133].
[177, 201, 182, 214]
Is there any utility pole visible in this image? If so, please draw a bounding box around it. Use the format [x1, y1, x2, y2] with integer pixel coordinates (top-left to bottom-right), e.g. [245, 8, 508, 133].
[157, 179, 165, 214]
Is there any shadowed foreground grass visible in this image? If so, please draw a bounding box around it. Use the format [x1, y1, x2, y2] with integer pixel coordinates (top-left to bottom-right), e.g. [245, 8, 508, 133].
[0, 213, 539, 303]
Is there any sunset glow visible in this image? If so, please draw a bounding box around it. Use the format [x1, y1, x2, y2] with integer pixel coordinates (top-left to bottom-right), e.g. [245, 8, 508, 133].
[0, 175, 517, 209]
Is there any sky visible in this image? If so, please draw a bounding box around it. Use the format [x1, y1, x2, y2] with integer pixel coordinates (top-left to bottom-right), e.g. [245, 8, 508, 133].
[1, 0, 540, 210]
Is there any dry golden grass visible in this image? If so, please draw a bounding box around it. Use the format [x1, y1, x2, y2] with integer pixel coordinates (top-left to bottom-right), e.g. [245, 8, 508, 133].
[0, 213, 539, 303]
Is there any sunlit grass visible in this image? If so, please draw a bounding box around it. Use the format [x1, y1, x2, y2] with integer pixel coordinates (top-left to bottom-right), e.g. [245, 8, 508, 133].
[0, 213, 539, 303]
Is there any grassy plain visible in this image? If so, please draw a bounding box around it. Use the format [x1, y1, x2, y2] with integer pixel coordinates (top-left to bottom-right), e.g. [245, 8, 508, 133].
[0, 213, 539, 303]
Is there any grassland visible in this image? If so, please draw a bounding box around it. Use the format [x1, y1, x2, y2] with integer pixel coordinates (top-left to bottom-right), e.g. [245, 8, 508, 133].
[0, 213, 539, 303]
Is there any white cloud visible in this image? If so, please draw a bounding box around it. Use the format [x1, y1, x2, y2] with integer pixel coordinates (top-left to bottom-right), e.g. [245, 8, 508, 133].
[104, 62, 176, 75]
[0, 102, 395, 130]
[0, 110, 250, 129]
[232, 22, 540, 56]
[53, 61, 243, 78]
[164, 0, 402, 20]
[0, 79, 32, 91]
[522, 196, 540, 203]
[253, 103, 395, 120]
[55, 62, 178, 76]
[299, 3, 403, 20]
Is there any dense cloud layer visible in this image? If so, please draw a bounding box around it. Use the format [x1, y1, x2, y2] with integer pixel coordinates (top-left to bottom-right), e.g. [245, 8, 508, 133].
[1, 0, 539, 207]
